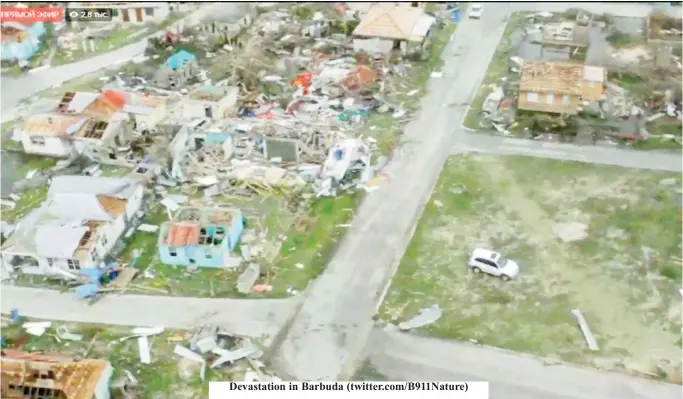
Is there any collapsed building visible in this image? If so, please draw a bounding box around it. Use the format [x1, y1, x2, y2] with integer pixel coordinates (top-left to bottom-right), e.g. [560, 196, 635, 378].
[517, 60, 606, 115]
[157, 206, 245, 268]
[1, 176, 144, 279]
[1, 349, 113, 399]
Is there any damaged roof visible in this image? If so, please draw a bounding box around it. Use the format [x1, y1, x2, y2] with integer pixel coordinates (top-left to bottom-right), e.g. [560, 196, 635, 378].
[518, 60, 583, 96]
[2, 176, 141, 257]
[159, 207, 241, 247]
[20, 113, 88, 136]
[48, 175, 140, 199]
[99, 89, 128, 110]
[83, 89, 128, 118]
[59, 90, 166, 116]
[1, 349, 111, 399]
[342, 65, 378, 91]
[352, 4, 434, 41]
[166, 223, 201, 247]
[57, 91, 99, 113]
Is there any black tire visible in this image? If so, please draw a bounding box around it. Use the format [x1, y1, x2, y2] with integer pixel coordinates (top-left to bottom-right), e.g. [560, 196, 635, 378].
[500, 274, 511, 281]
[471, 267, 481, 274]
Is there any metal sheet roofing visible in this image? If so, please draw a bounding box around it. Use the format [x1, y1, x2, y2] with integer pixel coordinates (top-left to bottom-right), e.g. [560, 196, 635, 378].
[67, 92, 99, 113]
[47, 176, 139, 200]
[411, 14, 435, 37]
[34, 225, 89, 258]
[20, 113, 87, 136]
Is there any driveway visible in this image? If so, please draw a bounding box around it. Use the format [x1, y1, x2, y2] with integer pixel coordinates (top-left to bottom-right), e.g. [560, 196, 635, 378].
[270, 5, 517, 381]
[367, 328, 681, 399]
[0, 285, 298, 344]
[0, 3, 250, 116]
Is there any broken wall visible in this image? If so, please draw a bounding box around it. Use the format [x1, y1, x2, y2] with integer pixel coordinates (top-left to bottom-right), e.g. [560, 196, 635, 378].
[263, 137, 299, 163]
[518, 90, 581, 114]
[352, 37, 394, 54]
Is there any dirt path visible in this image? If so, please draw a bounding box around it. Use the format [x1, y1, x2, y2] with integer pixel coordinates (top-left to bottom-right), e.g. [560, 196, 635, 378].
[476, 156, 679, 375]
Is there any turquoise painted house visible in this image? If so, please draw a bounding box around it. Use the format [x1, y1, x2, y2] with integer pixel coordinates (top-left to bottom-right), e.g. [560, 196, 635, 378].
[154, 49, 198, 89]
[165, 49, 197, 70]
[1, 22, 47, 61]
[157, 207, 245, 268]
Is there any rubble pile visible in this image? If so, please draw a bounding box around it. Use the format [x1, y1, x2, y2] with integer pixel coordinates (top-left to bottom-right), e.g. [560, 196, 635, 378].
[165, 5, 412, 197]
[480, 11, 682, 145]
[167, 324, 279, 382]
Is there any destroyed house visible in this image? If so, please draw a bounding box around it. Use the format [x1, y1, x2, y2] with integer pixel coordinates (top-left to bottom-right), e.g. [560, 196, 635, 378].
[17, 112, 125, 159]
[0, 349, 113, 399]
[517, 61, 605, 115]
[1, 21, 46, 61]
[174, 85, 239, 120]
[57, 90, 168, 135]
[155, 49, 198, 89]
[540, 22, 590, 48]
[1, 176, 144, 279]
[200, 3, 254, 40]
[157, 207, 244, 268]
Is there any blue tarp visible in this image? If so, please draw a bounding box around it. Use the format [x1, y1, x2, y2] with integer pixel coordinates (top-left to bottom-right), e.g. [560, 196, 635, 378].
[450, 7, 461, 22]
[165, 50, 197, 71]
[75, 264, 118, 299]
[75, 283, 100, 299]
[81, 267, 104, 284]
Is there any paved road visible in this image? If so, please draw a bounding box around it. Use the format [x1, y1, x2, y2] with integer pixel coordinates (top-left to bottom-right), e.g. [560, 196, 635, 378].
[367, 329, 681, 399]
[454, 134, 682, 172]
[0, 1, 679, 392]
[271, 0, 683, 386]
[270, 5, 516, 381]
[0, 3, 249, 115]
[0, 286, 298, 344]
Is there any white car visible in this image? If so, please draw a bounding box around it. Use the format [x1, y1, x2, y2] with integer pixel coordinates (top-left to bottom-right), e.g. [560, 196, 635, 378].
[468, 249, 520, 281]
[469, 4, 483, 19]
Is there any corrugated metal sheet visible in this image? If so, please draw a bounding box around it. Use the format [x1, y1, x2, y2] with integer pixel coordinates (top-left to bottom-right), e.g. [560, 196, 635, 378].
[34, 225, 88, 258]
[67, 92, 99, 113]
[47, 176, 139, 199]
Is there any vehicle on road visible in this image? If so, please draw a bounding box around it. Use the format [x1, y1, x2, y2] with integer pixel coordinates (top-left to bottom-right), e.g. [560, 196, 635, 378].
[469, 4, 483, 19]
[468, 249, 519, 281]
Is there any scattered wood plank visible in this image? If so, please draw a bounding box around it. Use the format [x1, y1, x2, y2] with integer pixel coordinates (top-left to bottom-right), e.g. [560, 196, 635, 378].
[571, 309, 599, 351]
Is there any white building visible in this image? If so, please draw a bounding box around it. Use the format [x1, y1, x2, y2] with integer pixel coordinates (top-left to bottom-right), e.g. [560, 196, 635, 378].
[66, 2, 186, 24]
[171, 85, 239, 120]
[17, 111, 127, 159]
[1, 176, 145, 278]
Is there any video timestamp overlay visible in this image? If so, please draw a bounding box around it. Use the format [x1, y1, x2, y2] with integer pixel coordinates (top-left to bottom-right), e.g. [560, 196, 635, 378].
[210, 382, 490, 398]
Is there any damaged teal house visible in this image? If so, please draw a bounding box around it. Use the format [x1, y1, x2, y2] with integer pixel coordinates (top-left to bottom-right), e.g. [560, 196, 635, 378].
[154, 49, 198, 89]
[1, 21, 47, 61]
[157, 206, 244, 268]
